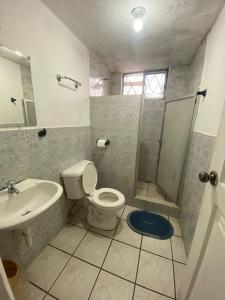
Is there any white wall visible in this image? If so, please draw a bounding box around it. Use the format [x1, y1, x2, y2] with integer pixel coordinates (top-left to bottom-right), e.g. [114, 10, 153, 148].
[0, 57, 24, 124]
[195, 5, 225, 136]
[0, 0, 90, 127]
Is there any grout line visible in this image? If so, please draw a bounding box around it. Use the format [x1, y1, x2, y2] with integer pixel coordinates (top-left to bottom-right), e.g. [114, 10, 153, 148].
[141, 248, 173, 261]
[173, 259, 186, 265]
[132, 234, 143, 300]
[170, 237, 177, 300]
[147, 182, 150, 197]
[46, 230, 89, 295]
[136, 283, 175, 300]
[52, 221, 187, 268]
[30, 206, 178, 300]
[48, 244, 73, 256]
[72, 254, 102, 269]
[87, 209, 124, 300]
[101, 268, 135, 284]
[87, 269, 101, 300]
[69, 219, 184, 263]
[43, 292, 60, 300]
[49, 231, 182, 266]
[28, 281, 56, 298]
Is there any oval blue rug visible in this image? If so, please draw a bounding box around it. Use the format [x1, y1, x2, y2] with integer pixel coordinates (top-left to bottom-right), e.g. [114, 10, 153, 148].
[127, 210, 174, 240]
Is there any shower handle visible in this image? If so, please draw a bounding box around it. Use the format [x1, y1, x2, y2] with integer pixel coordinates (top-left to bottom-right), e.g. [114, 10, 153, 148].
[199, 171, 218, 186]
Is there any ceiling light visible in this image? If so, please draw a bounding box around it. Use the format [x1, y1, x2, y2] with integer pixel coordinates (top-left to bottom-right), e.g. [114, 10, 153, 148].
[134, 19, 143, 32]
[131, 7, 146, 32]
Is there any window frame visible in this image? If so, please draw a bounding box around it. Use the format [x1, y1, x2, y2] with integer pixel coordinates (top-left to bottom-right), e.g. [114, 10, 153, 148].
[122, 69, 168, 99]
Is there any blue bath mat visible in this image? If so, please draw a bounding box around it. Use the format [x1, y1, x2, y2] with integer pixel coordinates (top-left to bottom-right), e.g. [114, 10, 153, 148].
[127, 210, 174, 240]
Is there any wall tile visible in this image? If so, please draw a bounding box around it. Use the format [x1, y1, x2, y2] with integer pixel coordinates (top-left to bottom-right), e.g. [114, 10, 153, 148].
[90, 95, 141, 199]
[165, 65, 194, 101]
[138, 99, 164, 182]
[0, 126, 91, 267]
[179, 131, 215, 255]
[0, 130, 28, 187]
[90, 97, 110, 127]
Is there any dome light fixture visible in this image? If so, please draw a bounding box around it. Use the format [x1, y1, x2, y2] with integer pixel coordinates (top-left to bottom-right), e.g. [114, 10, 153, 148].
[131, 7, 146, 32]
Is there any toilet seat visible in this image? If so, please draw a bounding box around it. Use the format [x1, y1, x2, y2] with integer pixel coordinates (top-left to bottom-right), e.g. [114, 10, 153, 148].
[92, 188, 125, 209]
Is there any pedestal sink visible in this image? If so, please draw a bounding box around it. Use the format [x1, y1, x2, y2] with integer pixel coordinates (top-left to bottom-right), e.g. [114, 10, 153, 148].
[0, 179, 63, 247]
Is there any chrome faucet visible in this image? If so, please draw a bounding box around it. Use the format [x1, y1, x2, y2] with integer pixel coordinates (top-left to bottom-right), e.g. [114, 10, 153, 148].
[7, 179, 19, 194]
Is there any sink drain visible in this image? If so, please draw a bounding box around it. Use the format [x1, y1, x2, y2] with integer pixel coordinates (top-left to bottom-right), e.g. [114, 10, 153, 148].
[21, 210, 32, 216]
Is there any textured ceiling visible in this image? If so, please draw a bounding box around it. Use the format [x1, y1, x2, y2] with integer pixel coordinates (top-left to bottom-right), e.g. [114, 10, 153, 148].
[41, 0, 225, 72]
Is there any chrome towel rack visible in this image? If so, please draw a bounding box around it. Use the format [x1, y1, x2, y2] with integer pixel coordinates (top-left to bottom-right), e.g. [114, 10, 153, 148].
[56, 74, 82, 90]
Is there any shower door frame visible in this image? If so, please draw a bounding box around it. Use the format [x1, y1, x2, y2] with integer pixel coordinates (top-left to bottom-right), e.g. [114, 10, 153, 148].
[134, 69, 169, 194]
[156, 94, 198, 204]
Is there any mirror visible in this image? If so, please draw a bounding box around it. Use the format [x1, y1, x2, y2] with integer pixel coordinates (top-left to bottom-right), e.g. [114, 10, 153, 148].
[0, 45, 37, 128]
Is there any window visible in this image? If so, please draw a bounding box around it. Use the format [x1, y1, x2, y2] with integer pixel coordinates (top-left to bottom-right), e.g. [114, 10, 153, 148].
[123, 71, 167, 99]
[123, 73, 144, 95]
[89, 77, 103, 96]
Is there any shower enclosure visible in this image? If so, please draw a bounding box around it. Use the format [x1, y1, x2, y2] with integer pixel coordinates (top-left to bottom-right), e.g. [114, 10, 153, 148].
[136, 94, 197, 207]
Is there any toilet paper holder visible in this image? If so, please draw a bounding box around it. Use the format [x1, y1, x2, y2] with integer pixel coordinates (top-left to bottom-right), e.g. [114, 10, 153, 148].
[96, 139, 110, 146]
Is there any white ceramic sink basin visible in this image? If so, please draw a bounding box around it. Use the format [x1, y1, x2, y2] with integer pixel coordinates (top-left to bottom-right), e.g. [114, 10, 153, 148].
[0, 179, 63, 230]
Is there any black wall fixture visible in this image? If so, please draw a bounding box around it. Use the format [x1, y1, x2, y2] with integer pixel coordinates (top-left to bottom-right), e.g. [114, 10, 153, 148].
[11, 97, 17, 103]
[38, 128, 47, 138]
[197, 89, 207, 97]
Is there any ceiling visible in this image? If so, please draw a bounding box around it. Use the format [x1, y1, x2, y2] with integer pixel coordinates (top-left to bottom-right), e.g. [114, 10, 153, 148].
[41, 0, 225, 72]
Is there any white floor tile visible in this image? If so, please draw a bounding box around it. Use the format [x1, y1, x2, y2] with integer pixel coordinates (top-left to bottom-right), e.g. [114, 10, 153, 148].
[121, 205, 140, 220]
[90, 270, 134, 300]
[169, 217, 182, 237]
[69, 207, 89, 229]
[103, 240, 139, 282]
[44, 296, 55, 300]
[50, 257, 99, 300]
[26, 245, 70, 291]
[141, 236, 172, 259]
[74, 231, 111, 267]
[171, 236, 187, 263]
[89, 223, 117, 238]
[174, 262, 186, 299]
[49, 224, 87, 254]
[137, 251, 174, 298]
[114, 220, 142, 248]
[117, 205, 125, 218]
[134, 285, 170, 300]
[13, 279, 46, 300]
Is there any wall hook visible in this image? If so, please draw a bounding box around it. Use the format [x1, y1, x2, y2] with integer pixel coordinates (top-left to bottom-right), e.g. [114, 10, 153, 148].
[38, 128, 47, 138]
[197, 89, 207, 97]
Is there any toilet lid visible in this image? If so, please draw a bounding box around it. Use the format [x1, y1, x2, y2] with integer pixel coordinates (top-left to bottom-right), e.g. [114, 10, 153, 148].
[82, 162, 98, 194]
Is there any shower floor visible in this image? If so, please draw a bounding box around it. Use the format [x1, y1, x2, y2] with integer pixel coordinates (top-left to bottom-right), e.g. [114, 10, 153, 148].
[135, 182, 179, 217]
[136, 181, 165, 201]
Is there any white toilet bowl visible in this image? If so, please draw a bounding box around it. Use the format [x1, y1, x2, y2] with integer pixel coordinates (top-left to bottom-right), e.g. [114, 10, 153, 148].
[87, 188, 125, 230]
[61, 160, 125, 231]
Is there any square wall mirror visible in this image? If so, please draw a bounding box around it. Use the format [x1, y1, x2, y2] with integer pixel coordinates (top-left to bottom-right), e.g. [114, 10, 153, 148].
[0, 45, 37, 128]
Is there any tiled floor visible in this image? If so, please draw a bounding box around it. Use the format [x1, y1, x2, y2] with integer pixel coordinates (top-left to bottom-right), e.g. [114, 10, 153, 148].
[14, 205, 187, 300]
[136, 181, 166, 201]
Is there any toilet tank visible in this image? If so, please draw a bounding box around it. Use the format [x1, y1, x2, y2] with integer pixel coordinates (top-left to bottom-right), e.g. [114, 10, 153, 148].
[61, 160, 96, 200]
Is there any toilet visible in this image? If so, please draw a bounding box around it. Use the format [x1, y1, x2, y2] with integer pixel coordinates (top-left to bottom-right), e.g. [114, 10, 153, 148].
[62, 160, 125, 230]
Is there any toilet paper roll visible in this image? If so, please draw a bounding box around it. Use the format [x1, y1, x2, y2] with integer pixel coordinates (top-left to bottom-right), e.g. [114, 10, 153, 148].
[97, 139, 107, 148]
